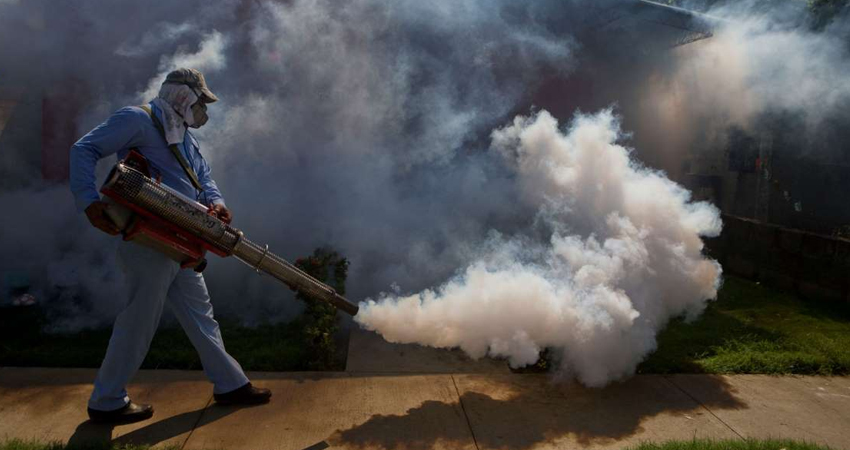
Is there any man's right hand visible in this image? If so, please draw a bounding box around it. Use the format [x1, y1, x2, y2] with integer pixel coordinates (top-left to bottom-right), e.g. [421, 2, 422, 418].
[85, 201, 121, 236]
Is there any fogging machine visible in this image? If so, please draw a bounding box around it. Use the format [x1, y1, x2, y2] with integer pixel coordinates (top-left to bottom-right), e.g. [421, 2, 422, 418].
[99, 151, 359, 316]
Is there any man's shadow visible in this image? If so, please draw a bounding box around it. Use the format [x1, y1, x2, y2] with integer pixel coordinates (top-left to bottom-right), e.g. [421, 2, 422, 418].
[66, 403, 248, 448]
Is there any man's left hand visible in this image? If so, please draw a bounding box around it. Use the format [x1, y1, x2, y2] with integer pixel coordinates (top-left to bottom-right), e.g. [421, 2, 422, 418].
[210, 204, 233, 224]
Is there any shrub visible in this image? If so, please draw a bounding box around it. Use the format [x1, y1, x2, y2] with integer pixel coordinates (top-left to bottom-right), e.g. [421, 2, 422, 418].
[294, 247, 349, 370]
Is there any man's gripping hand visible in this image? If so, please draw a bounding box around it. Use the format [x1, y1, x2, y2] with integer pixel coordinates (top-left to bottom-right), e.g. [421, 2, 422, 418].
[210, 204, 233, 224]
[84, 201, 121, 235]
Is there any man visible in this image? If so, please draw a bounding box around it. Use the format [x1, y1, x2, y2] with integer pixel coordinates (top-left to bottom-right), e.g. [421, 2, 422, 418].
[70, 68, 270, 424]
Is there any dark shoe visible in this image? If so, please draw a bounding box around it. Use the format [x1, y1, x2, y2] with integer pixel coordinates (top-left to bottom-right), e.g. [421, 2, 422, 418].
[214, 382, 271, 405]
[87, 401, 154, 424]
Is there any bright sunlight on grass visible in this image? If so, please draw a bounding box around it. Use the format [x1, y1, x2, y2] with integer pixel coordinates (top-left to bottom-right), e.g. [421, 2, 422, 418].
[639, 275, 850, 375]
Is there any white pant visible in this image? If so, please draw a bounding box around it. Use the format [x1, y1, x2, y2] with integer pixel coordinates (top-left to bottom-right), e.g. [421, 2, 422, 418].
[88, 242, 249, 411]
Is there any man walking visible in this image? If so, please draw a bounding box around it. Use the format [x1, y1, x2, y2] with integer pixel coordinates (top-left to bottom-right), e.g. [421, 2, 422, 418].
[70, 68, 270, 424]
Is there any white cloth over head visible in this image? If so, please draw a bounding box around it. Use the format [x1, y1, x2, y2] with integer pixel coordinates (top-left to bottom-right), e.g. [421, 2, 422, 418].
[152, 83, 199, 145]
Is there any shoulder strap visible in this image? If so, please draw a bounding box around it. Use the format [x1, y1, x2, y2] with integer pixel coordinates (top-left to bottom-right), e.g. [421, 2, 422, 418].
[138, 105, 203, 192]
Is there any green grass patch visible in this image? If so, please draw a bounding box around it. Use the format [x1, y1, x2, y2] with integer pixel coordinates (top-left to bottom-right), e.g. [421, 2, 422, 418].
[638, 275, 850, 375]
[6, 274, 850, 375]
[1, 248, 349, 372]
[0, 306, 322, 371]
[626, 438, 834, 450]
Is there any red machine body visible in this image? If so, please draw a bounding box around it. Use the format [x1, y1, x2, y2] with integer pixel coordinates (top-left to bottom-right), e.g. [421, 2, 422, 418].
[98, 150, 361, 315]
[100, 151, 227, 270]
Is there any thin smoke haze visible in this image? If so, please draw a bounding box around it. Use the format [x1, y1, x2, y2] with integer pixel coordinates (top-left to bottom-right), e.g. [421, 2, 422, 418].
[0, 0, 847, 382]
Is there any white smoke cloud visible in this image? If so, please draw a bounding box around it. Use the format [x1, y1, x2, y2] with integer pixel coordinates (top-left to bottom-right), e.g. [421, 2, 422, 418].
[631, 1, 850, 173]
[139, 31, 228, 102]
[115, 22, 196, 58]
[356, 109, 722, 387]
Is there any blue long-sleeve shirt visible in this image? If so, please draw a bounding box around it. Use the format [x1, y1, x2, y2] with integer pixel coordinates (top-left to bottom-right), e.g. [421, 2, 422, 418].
[69, 102, 225, 212]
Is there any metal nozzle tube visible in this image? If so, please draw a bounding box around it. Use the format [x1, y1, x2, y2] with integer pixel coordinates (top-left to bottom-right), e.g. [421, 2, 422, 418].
[232, 237, 360, 316]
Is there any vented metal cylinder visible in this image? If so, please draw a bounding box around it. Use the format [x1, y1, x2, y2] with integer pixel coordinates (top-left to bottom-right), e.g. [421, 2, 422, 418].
[103, 163, 242, 253]
[103, 162, 359, 316]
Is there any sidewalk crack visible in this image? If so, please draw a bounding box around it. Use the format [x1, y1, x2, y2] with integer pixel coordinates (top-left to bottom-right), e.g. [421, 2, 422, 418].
[180, 395, 213, 450]
[451, 375, 481, 450]
[664, 376, 745, 440]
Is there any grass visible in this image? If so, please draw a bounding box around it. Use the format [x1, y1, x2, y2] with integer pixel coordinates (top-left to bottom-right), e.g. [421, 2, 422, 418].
[626, 438, 834, 450]
[1, 249, 348, 372]
[638, 275, 850, 375]
[4, 275, 850, 375]
[0, 308, 339, 371]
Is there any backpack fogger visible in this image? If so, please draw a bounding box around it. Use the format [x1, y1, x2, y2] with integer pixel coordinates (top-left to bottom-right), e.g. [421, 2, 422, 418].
[101, 150, 359, 316]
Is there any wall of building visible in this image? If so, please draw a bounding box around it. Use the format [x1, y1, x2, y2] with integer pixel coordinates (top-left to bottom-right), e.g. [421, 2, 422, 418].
[707, 214, 850, 303]
[0, 93, 42, 190]
[0, 86, 82, 190]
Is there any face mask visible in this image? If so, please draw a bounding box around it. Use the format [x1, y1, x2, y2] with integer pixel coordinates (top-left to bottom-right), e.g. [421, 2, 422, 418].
[189, 101, 208, 129]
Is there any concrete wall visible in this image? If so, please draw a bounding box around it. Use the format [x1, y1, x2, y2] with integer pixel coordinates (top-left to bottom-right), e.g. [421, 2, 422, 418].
[707, 214, 850, 302]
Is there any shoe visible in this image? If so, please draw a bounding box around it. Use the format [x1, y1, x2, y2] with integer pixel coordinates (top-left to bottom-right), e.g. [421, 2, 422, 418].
[87, 401, 154, 424]
[213, 382, 271, 405]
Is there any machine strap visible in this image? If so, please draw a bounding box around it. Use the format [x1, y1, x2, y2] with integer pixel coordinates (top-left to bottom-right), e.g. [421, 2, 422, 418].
[138, 104, 203, 192]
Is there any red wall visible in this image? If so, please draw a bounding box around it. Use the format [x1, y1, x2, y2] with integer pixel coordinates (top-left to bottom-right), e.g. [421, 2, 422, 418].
[41, 93, 81, 182]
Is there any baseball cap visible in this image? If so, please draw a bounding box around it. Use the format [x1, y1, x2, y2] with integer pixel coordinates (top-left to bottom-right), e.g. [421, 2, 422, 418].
[163, 68, 219, 103]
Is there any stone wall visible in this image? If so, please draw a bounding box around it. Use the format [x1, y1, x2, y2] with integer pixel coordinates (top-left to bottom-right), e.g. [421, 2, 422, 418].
[706, 214, 850, 302]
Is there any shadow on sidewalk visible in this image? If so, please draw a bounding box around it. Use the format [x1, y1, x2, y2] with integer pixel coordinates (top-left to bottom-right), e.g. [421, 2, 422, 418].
[66, 403, 247, 448]
[330, 374, 747, 450]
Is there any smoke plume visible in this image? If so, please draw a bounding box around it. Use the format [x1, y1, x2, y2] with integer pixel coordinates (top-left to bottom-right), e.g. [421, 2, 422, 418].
[356, 109, 722, 386]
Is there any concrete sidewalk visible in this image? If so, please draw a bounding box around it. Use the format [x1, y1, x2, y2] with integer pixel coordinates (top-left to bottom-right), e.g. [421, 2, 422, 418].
[1, 366, 849, 450]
